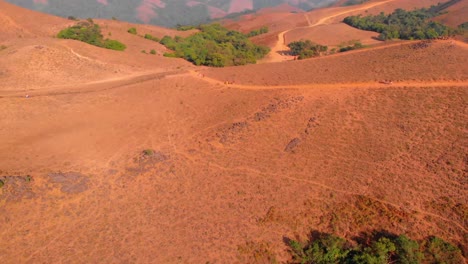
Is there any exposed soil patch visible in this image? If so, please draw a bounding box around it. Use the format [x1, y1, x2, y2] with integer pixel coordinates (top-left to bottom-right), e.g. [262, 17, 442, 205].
[48, 172, 89, 194]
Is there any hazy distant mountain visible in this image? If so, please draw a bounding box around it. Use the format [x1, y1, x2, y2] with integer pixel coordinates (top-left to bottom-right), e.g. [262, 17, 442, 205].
[5, 0, 339, 27]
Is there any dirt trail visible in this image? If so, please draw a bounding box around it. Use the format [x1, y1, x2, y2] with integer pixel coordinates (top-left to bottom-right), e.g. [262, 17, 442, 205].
[261, 0, 396, 63]
[2, 59, 466, 98]
[188, 70, 468, 90]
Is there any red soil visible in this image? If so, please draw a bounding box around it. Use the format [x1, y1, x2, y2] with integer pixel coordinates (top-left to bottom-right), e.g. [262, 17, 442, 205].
[0, 1, 466, 263]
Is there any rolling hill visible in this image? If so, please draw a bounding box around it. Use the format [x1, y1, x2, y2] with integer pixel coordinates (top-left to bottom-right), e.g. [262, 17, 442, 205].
[6, 0, 340, 27]
[0, 0, 467, 263]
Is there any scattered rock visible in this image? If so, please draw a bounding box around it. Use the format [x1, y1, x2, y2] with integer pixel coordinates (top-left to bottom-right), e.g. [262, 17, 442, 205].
[253, 112, 269, 122]
[126, 150, 170, 176]
[305, 117, 319, 134]
[217, 121, 249, 144]
[410, 40, 432, 50]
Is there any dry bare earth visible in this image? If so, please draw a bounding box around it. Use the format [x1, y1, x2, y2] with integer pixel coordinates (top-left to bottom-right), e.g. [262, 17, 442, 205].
[0, 1, 467, 263]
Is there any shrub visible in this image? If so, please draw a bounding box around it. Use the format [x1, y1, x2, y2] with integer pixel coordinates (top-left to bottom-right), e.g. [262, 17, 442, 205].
[144, 34, 160, 42]
[67, 16, 78, 21]
[176, 24, 196, 31]
[127, 27, 137, 35]
[103, 39, 126, 51]
[57, 21, 126, 51]
[458, 22, 468, 30]
[143, 149, 154, 156]
[0, 45, 7, 51]
[339, 41, 364, 52]
[288, 40, 328, 59]
[150, 49, 157, 55]
[246, 26, 269, 37]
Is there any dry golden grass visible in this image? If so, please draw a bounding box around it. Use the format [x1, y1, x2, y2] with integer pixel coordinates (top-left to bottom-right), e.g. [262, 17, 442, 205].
[0, 0, 466, 263]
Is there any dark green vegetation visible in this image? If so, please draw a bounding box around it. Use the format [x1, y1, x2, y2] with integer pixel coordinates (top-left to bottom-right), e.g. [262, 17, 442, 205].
[343, 0, 460, 40]
[144, 34, 160, 42]
[342, 0, 369, 6]
[288, 231, 463, 264]
[339, 40, 364, 52]
[142, 149, 155, 156]
[57, 21, 126, 51]
[246, 26, 269, 37]
[127, 27, 137, 35]
[176, 24, 197, 31]
[287, 40, 328, 59]
[159, 24, 269, 67]
[459, 22, 468, 30]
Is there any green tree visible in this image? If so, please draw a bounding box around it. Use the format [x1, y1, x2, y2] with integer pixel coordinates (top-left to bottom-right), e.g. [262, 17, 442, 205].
[57, 21, 126, 51]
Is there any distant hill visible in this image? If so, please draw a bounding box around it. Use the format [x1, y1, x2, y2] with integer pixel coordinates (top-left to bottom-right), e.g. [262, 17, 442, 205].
[5, 0, 339, 27]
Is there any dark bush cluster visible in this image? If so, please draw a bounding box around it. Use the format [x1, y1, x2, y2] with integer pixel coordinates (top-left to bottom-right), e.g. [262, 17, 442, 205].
[57, 21, 126, 51]
[127, 27, 137, 35]
[339, 41, 364, 52]
[246, 26, 269, 37]
[342, 0, 369, 6]
[176, 24, 197, 31]
[287, 40, 328, 59]
[288, 232, 463, 264]
[144, 34, 160, 42]
[159, 23, 269, 67]
[343, 0, 460, 40]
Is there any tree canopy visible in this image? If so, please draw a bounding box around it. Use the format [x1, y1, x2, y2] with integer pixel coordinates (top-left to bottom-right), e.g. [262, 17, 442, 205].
[159, 23, 269, 67]
[57, 21, 126, 51]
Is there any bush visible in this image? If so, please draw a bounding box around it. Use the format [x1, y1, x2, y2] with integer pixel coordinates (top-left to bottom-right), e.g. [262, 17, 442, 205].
[246, 26, 269, 37]
[67, 16, 78, 21]
[458, 22, 468, 30]
[127, 27, 137, 35]
[103, 39, 126, 51]
[176, 24, 196, 31]
[150, 49, 157, 55]
[0, 45, 7, 51]
[57, 21, 126, 51]
[339, 41, 364, 52]
[288, 40, 328, 59]
[159, 23, 269, 67]
[144, 34, 160, 42]
[142, 149, 154, 156]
